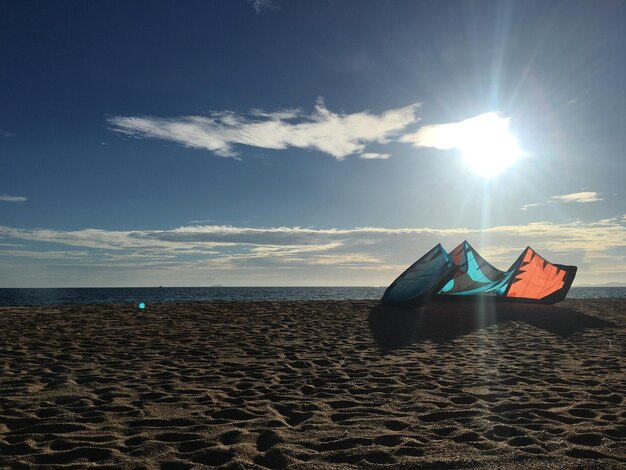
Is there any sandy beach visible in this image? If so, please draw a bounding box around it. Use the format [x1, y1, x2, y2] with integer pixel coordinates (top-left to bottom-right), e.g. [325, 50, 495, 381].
[0, 299, 624, 469]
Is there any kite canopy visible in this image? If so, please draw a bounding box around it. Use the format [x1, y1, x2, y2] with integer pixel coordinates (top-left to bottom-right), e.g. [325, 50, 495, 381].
[382, 241, 577, 307]
[381, 244, 457, 307]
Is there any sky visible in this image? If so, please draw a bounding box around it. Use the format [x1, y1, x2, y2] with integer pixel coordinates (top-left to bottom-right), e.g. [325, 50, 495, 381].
[1, 0, 625, 287]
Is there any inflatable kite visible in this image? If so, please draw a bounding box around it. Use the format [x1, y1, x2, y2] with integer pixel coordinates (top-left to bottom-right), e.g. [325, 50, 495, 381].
[382, 241, 577, 307]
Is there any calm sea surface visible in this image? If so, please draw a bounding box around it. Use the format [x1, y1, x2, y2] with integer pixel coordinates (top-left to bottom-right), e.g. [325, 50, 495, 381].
[0, 287, 624, 307]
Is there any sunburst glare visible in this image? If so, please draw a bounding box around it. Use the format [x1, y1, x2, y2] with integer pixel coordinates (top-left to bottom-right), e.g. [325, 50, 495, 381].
[456, 112, 522, 178]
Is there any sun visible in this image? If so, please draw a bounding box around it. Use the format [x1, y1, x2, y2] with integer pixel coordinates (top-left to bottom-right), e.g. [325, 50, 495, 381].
[456, 112, 522, 178]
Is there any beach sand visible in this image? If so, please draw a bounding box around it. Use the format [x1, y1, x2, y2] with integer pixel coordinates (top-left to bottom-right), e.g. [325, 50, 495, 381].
[0, 299, 624, 469]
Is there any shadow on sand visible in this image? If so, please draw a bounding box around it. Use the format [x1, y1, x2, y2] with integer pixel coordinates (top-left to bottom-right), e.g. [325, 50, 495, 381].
[368, 299, 615, 353]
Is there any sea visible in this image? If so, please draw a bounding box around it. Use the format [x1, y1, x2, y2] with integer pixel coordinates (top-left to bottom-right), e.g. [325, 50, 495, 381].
[0, 287, 624, 307]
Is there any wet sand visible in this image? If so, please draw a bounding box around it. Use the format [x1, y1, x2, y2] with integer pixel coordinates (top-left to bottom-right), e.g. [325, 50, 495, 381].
[0, 299, 624, 469]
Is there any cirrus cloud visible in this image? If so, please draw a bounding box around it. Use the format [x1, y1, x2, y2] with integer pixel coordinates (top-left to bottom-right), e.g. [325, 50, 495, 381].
[1, 215, 624, 287]
[520, 191, 603, 210]
[108, 98, 420, 160]
[359, 152, 391, 159]
[249, 0, 276, 14]
[0, 194, 27, 202]
[551, 192, 603, 203]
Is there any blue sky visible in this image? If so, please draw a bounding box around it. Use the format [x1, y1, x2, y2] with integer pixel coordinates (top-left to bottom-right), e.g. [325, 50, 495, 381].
[1, 0, 625, 287]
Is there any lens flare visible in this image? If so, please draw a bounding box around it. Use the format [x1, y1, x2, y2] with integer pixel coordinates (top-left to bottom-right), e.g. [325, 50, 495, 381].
[456, 113, 522, 178]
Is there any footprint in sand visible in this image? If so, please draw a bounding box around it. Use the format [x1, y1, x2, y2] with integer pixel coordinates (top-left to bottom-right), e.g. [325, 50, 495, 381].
[567, 433, 604, 446]
[253, 447, 292, 469]
[568, 408, 597, 418]
[128, 418, 197, 429]
[418, 410, 480, 423]
[395, 444, 425, 457]
[317, 437, 371, 452]
[256, 429, 284, 452]
[155, 432, 204, 443]
[211, 409, 258, 421]
[452, 431, 482, 443]
[565, 448, 617, 461]
[177, 440, 215, 453]
[383, 419, 410, 431]
[327, 399, 361, 409]
[273, 404, 314, 426]
[124, 436, 147, 447]
[374, 434, 404, 447]
[450, 395, 478, 405]
[219, 429, 244, 445]
[0, 442, 38, 456]
[189, 448, 235, 467]
[507, 436, 535, 447]
[9, 422, 87, 435]
[34, 447, 112, 465]
[363, 450, 395, 464]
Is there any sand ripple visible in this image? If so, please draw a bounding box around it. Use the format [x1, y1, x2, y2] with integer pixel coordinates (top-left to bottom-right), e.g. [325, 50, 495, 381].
[0, 299, 624, 468]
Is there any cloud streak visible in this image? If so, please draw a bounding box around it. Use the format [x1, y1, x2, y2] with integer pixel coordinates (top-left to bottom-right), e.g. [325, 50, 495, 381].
[521, 191, 603, 210]
[520, 203, 543, 211]
[109, 99, 420, 160]
[359, 152, 391, 159]
[1, 216, 624, 287]
[0, 194, 27, 202]
[0, 250, 88, 260]
[249, 0, 276, 14]
[2, 220, 624, 254]
[551, 192, 603, 203]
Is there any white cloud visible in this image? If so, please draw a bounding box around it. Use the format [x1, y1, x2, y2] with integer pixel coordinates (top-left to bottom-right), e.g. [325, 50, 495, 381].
[0, 194, 27, 202]
[249, 0, 276, 14]
[359, 152, 391, 159]
[399, 112, 512, 150]
[0, 250, 88, 260]
[109, 98, 420, 160]
[3, 215, 624, 287]
[1, 216, 624, 283]
[188, 219, 215, 224]
[521, 191, 603, 210]
[551, 191, 603, 203]
[520, 203, 543, 211]
[2, 220, 624, 256]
